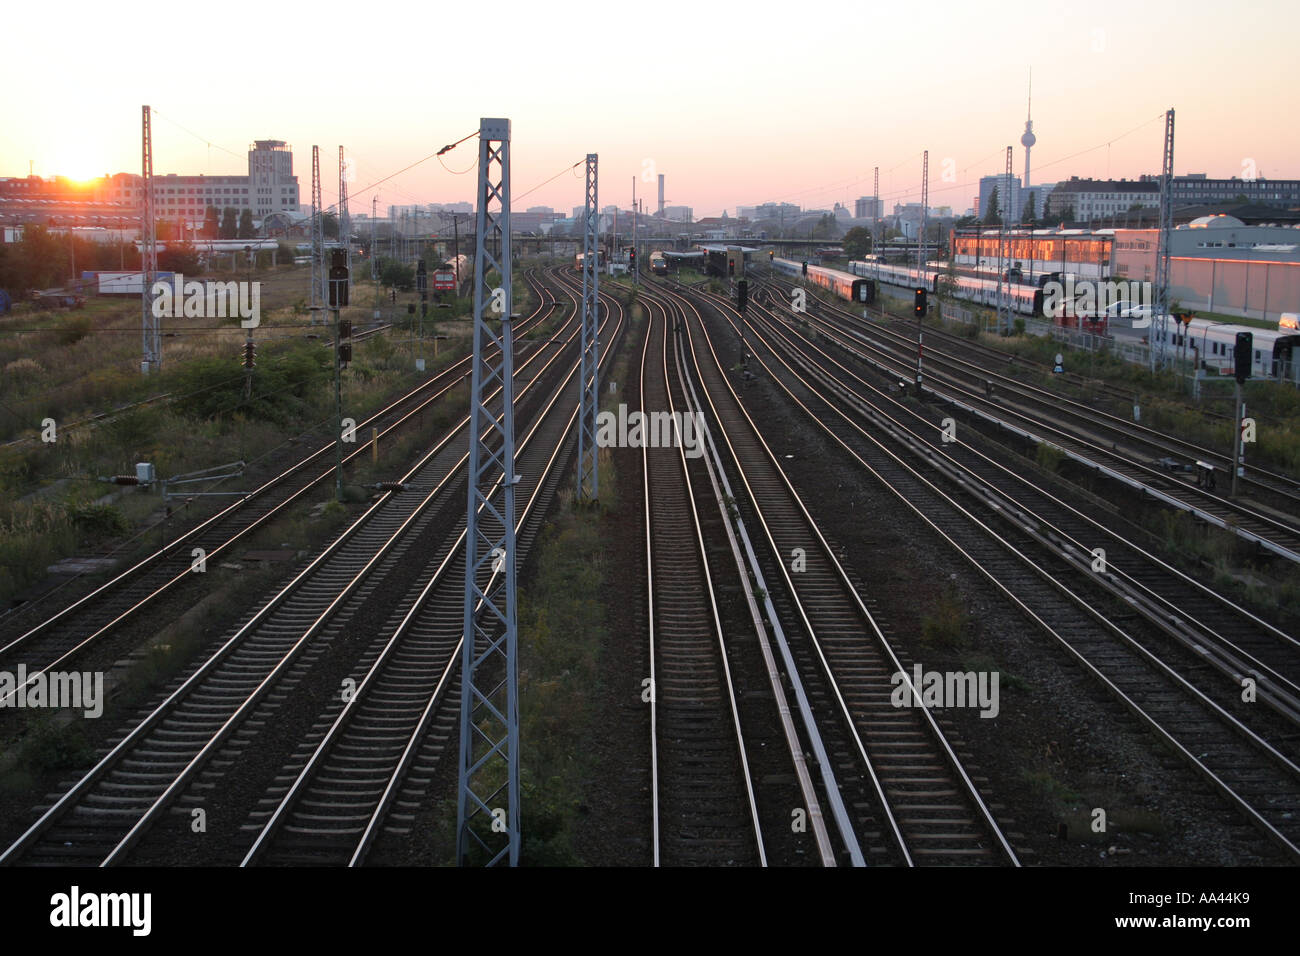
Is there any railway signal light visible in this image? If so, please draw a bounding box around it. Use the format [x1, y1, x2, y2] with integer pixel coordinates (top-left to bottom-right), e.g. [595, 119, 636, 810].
[914, 287, 928, 316]
[339, 342, 352, 365]
[737, 279, 748, 312]
[339, 319, 352, 339]
[728, 257, 735, 276]
[801, 261, 808, 276]
[1234, 331, 1253, 383]
[329, 250, 350, 307]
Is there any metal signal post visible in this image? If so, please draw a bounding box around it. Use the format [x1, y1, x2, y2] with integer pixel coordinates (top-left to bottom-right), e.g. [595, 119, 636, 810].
[328, 250, 350, 502]
[140, 105, 161, 373]
[456, 117, 521, 867]
[338, 146, 352, 278]
[310, 146, 324, 325]
[578, 153, 600, 501]
[996, 146, 1013, 335]
[1153, 108, 1176, 371]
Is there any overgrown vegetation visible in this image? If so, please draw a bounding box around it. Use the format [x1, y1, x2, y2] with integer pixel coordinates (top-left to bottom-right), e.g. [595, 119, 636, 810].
[921, 591, 970, 648]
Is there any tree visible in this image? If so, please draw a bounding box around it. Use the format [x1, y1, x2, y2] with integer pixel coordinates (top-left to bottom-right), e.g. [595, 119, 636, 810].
[953, 215, 979, 229]
[323, 212, 339, 239]
[203, 206, 220, 239]
[3, 225, 66, 292]
[159, 240, 201, 274]
[1021, 192, 1037, 224]
[842, 226, 872, 260]
[237, 209, 256, 239]
[379, 259, 414, 291]
[814, 213, 837, 239]
[220, 207, 238, 239]
[983, 187, 1001, 226]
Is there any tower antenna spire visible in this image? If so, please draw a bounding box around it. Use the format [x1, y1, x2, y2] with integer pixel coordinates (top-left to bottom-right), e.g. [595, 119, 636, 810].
[1020, 68, 1036, 190]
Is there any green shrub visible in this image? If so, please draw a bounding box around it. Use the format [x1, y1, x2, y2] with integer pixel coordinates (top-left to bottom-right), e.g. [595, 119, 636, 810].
[921, 593, 969, 648]
[68, 502, 130, 538]
[57, 315, 93, 345]
[172, 346, 331, 425]
[20, 718, 93, 774]
[1035, 442, 1066, 473]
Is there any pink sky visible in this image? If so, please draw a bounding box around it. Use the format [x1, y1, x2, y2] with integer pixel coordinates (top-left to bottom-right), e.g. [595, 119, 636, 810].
[3, 0, 1296, 219]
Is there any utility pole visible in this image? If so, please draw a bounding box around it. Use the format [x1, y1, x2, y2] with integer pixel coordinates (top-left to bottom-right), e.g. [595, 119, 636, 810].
[329, 249, 350, 502]
[875, 165, 884, 317]
[1232, 380, 1244, 497]
[997, 146, 1013, 334]
[1152, 108, 1175, 372]
[310, 146, 324, 326]
[917, 150, 929, 276]
[457, 117, 520, 868]
[578, 153, 600, 501]
[140, 105, 160, 374]
[632, 177, 639, 285]
[338, 146, 351, 278]
[372, 195, 380, 317]
[452, 214, 461, 287]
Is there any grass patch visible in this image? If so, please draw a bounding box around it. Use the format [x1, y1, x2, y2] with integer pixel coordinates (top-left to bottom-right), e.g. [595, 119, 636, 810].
[920, 591, 970, 649]
[516, 461, 616, 866]
[1034, 441, 1066, 473]
[16, 716, 93, 775]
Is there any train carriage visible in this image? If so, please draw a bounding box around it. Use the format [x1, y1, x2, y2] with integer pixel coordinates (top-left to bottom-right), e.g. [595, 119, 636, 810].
[772, 258, 874, 305]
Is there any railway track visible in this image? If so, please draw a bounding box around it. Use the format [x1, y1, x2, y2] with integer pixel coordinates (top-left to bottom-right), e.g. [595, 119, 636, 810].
[0, 273, 558, 702]
[765, 273, 1300, 561]
[640, 299, 765, 866]
[648, 281, 1020, 866]
[683, 278, 1300, 862]
[739, 289, 1300, 724]
[0, 270, 589, 866]
[234, 276, 626, 866]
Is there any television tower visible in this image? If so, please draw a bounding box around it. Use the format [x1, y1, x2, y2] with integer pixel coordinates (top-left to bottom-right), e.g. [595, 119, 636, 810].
[1020, 68, 1036, 189]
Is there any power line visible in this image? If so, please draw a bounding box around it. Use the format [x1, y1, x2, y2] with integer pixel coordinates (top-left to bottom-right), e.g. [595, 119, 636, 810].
[149, 108, 247, 162]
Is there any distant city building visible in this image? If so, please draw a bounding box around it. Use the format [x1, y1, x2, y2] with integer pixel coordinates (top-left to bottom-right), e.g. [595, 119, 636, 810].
[102, 140, 299, 221]
[951, 227, 1112, 280]
[1045, 177, 1158, 222]
[855, 196, 883, 219]
[663, 205, 693, 222]
[1112, 216, 1300, 321]
[979, 174, 1022, 223]
[750, 202, 800, 223]
[1, 140, 302, 231]
[1171, 174, 1300, 210]
[1019, 183, 1056, 220]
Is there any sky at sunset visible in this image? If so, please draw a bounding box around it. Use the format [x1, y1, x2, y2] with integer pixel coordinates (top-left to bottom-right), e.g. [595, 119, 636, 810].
[3, 0, 1296, 219]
